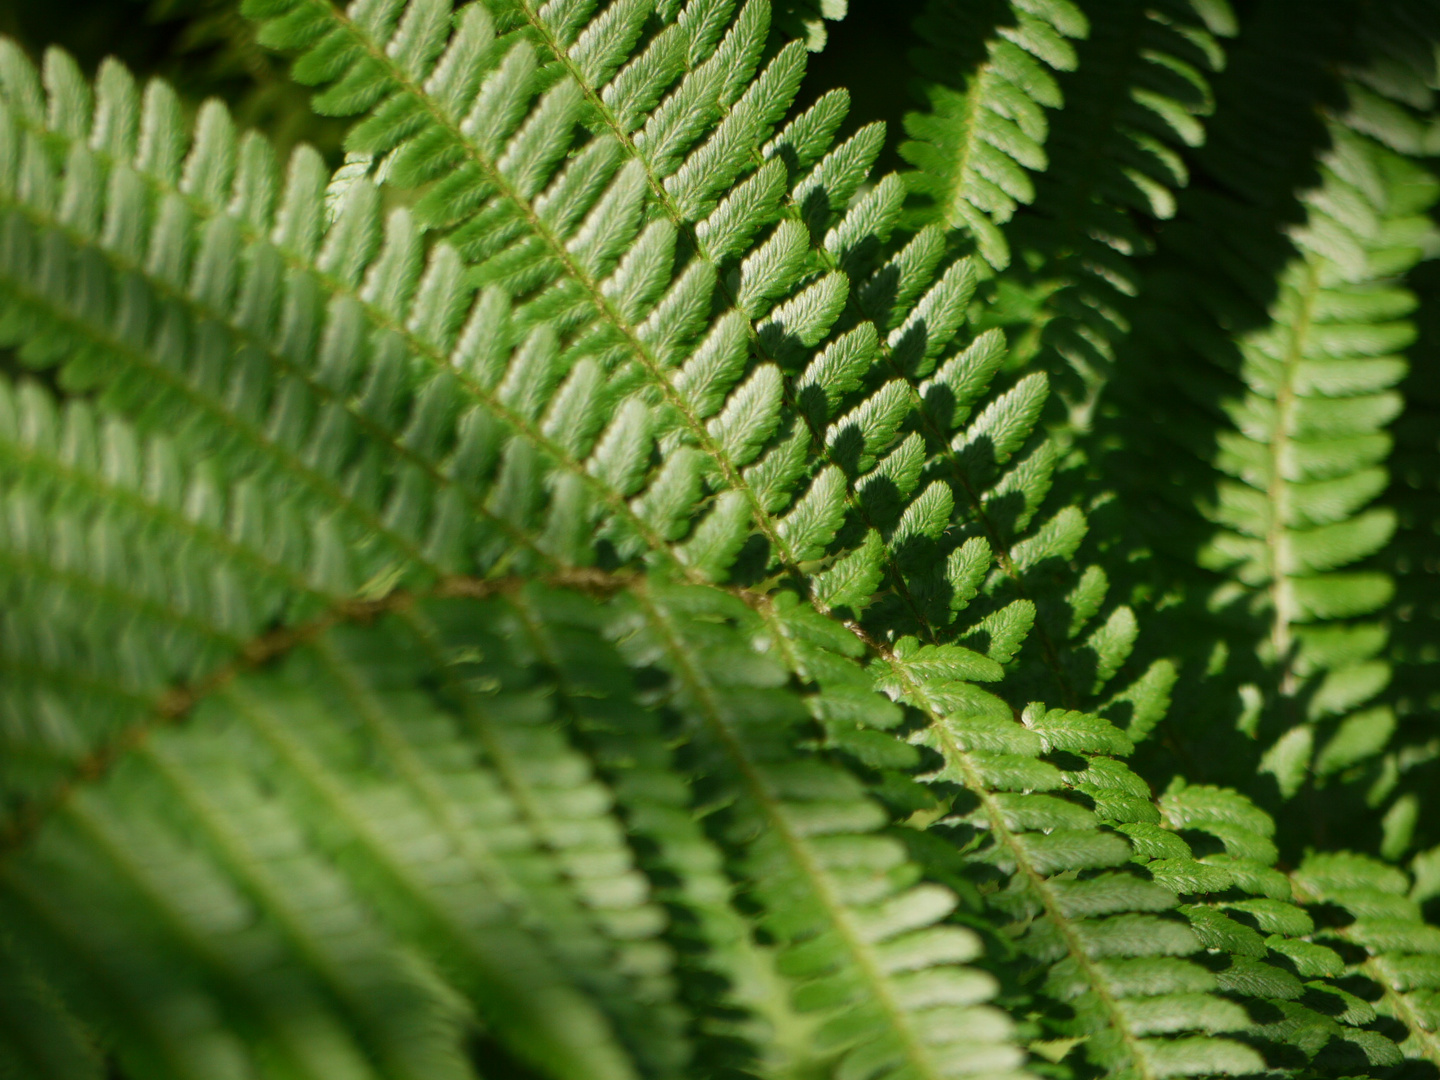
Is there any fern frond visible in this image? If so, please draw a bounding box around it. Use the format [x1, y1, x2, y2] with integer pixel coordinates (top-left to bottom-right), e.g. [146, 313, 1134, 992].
[0, 39, 786, 613]
[0, 44, 719, 590]
[0, 46, 494, 586]
[880, 622, 1384, 1080]
[0, 537, 712, 1075]
[1343, 0, 1440, 860]
[1, 590, 672, 1080]
[1293, 851, 1440, 1069]
[0, 38, 1134, 915]
[0, 578, 1028, 1080]
[264, 0, 927, 584]
[1, 656, 493, 1080]
[878, 620, 1405, 1078]
[0, 382, 292, 811]
[1200, 122, 1432, 802]
[1109, 1, 1440, 836]
[1156, 784, 1407, 1075]
[621, 582, 1028, 1080]
[242, 0, 906, 589]
[501, 583, 824, 1078]
[899, 0, 1088, 271]
[1001, 0, 1235, 431]
[306, 600, 696, 1080]
[5, 6, 1440, 1080]
[238, 0, 1138, 666]
[792, 250, 1166, 738]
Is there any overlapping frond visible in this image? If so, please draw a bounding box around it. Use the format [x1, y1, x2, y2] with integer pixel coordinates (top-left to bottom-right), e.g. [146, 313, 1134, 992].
[1107, 0, 1440, 848]
[0, 377, 341, 818]
[624, 583, 1027, 1080]
[1, 591, 665, 1080]
[1348, 1, 1440, 858]
[1000, 0, 1235, 430]
[899, 0, 1088, 271]
[880, 625, 1396, 1080]
[0, 34, 1066, 759]
[1195, 121, 1435, 803]
[0, 45, 495, 589]
[238, 0, 949, 592]
[233, 0, 1169, 734]
[0, 28, 1182, 1079]
[1293, 851, 1440, 1069]
[0, 30, 847, 603]
[0, 578, 1029, 1080]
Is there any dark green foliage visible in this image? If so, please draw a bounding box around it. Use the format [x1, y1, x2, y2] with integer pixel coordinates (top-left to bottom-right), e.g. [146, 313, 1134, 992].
[3, 2, 1440, 1080]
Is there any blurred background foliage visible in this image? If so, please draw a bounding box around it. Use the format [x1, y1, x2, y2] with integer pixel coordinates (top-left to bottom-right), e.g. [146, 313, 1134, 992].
[0, 0, 348, 159]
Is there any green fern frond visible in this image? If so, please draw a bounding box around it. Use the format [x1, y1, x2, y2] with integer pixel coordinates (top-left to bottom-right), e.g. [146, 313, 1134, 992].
[1108, 1, 1440, 841]
[899, 0, 1088, 271]
[0, 579, 1027, 1080]
[624, 583, 1027, 1080]
[1344, 0, 1440, 861]
[1, 594, 645, 1080]
[1003, 0, 1235, 430]
[234, 0, 1160, 726]
[888, 635, 1388, 1080]
[239, 0, 902, 588]
[498, 583, 822, 1078]
[5, 4, 1440, 1080]
[0, 38, 742, 591]
[1292, 850, 1440, 1069]
[1199, 121, 1434, 802]
[0, 47, 490, 587]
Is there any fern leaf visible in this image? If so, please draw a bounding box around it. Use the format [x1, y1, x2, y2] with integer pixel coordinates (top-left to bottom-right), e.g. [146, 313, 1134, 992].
[1293, 851, 1440, 1068]
[624, 583, 1027, 1080]
[848, 541, 1406, 1080]
[319, 608, 695, 1079]
[0, 45, 771, 591]
[501, 583, 827, 1078]
[1, 591, 684, 1080]
[0, 376, 356, 819]
[242, 0, 886, 586]
[4, 7, 1440, 1080]
[900, 0, 1088, 270]
[885, 662, 1261, 1080]
[801, 263, 1153, 731]
[0, 50, 486, 586]
[1110, 2, 1440, 838]
[1005, 0, 1236, 430]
